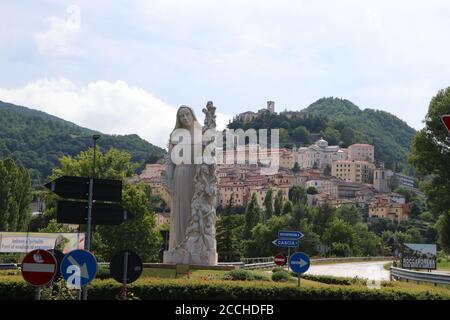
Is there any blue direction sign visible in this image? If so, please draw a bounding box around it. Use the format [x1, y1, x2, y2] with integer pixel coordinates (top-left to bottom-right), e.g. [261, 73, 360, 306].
[61, 249, 97, 289]
[289, 252, 310, 274]
[278, 230, 304, 240]
[272, 239, 299, 248]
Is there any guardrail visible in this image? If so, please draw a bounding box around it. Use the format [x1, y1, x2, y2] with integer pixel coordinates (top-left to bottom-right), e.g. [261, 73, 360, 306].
[240, 256, 394, 270]
[0, 263, 19, 270]
[390, 267, 450, 286]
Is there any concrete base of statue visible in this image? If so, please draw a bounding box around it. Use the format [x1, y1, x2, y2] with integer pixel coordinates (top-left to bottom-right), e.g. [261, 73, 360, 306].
[163, 248, 218, 266]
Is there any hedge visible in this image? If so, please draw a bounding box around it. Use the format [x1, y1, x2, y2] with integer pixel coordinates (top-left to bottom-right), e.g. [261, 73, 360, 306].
[1, 277, 449, 300]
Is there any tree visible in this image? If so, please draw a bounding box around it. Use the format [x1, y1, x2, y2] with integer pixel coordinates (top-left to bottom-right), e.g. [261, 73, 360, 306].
[244, 192, 261, 239]
[216, 201, 244, 261]
[273, 190, 284, 216]
[306, 186, 318, 195]
[354, 223, 383, 256]
[292, 162, 300, 173]
[336, 205, 363, 226]
[321, 127, 340, 145]
[289, 186, 307, 206]
[312, 203, 336, 235]
[323, 219, 357, 247]
[282, 201, 293, 215]
[436, 211, 450, 253]
[409, 87, 450, 251]
[409, 87, 450, 218]
[0, 158, 32, 231]
[263, 189, 274, 221]
[46, 147, 161, 262]
[292, 126, 310, 144]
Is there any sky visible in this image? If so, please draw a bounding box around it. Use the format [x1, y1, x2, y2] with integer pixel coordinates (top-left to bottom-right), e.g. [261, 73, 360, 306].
[0, 0, 449, 148]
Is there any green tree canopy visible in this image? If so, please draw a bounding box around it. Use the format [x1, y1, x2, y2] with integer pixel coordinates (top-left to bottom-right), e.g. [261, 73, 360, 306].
[409, 87, 450, 250]
[44, 147, 161, 261]
[0, 158, 32, 231]
[244, 192, 261, 239]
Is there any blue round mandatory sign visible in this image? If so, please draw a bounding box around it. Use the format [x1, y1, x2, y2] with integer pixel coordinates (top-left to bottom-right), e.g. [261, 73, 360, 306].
[289, 252, 310, 274]
[60, 249, 97, 288]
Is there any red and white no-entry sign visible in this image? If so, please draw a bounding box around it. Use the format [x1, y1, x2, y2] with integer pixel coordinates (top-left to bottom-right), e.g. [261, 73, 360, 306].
[21, 249, 57, 286]
[442, 115, 450, 133]
[274, 254, 287, 266]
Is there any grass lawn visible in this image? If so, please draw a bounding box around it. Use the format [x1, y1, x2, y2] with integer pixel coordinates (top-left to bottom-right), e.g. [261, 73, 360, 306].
[437, 259, 450, 271]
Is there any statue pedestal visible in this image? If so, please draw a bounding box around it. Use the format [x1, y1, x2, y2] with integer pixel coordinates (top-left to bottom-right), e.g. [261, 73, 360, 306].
[163, 249, 218, 266]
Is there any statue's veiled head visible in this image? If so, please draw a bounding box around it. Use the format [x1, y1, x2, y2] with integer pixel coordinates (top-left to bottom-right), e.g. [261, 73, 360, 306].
[175, 106, 198, 130]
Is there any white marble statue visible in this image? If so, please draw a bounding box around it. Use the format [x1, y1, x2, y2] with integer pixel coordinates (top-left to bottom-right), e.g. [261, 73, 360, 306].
[162, 102, 218, 265]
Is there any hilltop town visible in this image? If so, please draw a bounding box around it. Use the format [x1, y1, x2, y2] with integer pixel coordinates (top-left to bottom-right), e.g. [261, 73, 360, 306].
[132, 101, 420, 227]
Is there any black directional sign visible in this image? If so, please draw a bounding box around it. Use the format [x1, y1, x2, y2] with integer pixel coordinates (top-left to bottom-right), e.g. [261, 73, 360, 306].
[45, 176, 122, 202]
[56, 201, 131, 225]
[110, 250, 143, 284]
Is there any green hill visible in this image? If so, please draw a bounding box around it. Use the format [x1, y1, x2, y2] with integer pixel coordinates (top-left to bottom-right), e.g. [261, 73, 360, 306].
[228, 97, 417, 174]
[0, 100, 166, 185]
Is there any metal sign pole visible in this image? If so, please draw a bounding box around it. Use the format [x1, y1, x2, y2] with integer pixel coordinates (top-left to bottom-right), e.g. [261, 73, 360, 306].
[287, 247, 290, 271]
[82, 178, 94, 301]
[298, 274, 301, 287]
[35, 286, 41, 300]
[122, 252, 129, 300]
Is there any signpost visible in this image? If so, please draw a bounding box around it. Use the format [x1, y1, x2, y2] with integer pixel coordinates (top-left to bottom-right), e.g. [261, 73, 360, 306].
[273, 230, 303, 272]
[45, 174, 130, 300]
[44, 176, 122, 202]
[289, 252, 310, 287]
[60, 249, 97, 299]
[401, 243, 437, 270]
[272, 239, 299, 248]
[278, 230, 304, 240]
[274, 254, 287, 267]
[56, 201, 131, 225]
[21, 249, 57, 300]
[110, 250, 143, 300]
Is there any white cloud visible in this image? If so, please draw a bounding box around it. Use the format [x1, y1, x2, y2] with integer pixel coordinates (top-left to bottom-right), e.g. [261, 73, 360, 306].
[0, 78, 232, 148]
[35, 5, 82, 56]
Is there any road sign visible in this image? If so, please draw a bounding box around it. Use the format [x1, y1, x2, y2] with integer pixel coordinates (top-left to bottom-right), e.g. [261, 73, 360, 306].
[61, 249, 97, 289]
[45, 176, 122, 202]
[274, 254, 287, 266]
[110, 250, 143, 284]
[21, 249, 57, 286]
[442, 115, 450, 133]
[278, 230, 304, 240]
[56, 200, 131, 225]
[289, 252, 310, 274]
[272, 239, 299, 248]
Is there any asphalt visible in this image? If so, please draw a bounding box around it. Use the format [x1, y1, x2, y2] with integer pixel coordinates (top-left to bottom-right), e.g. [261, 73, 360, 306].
[304, 261, 391, 281]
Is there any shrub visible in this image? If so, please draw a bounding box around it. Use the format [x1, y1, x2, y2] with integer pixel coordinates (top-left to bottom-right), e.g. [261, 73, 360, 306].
[271, 271, 291, 282]
[96, 265, 111, 280]
[222, 269, 269, 281]
[1, 277, 450, 300]
[297, 274, 367, 286]
[272, 267, 286, 273]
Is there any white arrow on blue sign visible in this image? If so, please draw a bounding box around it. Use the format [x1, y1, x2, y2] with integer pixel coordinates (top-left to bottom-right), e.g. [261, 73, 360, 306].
[278, 230, 304, 240]
[61, 249, 97, 289]
[289, 252, 310, 274]
[272, 239, 299, 248]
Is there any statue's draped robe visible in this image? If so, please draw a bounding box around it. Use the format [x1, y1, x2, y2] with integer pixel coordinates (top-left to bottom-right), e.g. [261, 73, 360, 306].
[169, 163, 196, 250]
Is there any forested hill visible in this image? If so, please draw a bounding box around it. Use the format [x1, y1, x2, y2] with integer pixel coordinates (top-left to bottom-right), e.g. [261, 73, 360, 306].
[228, 97, 417, 174]
[0, 100, 166, 185]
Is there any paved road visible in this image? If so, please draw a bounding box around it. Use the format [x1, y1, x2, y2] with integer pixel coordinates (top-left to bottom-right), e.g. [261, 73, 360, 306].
[304, 261, 391, 281]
